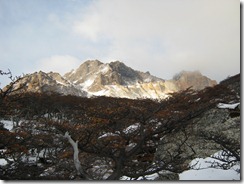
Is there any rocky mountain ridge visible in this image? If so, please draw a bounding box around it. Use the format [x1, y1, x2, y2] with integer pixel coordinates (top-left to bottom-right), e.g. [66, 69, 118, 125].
[11, 71, 87, 96]
[7, 60, 217, 99]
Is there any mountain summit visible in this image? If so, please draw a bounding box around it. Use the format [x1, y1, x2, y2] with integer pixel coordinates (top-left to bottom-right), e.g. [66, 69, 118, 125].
[6, 60, 217, 99]
[64, 60, 162, 86]
[172, 70, 217, 90]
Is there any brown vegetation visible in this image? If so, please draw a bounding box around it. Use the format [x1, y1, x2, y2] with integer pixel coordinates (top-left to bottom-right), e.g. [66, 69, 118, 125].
[0, 71, 240, 180]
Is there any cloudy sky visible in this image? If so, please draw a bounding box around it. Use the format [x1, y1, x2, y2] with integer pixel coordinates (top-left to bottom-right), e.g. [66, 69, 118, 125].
[0, 0, 240, 86]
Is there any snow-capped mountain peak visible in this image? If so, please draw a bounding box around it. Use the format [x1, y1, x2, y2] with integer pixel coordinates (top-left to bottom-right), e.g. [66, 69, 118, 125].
[64, 60, 163, 86]
[5, 60, 217, 99]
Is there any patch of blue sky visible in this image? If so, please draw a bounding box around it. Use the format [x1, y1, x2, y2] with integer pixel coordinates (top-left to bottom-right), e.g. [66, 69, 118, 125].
[0, 0, 97, 67]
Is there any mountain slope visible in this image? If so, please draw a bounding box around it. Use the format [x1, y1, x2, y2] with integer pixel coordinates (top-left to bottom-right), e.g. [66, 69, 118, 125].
[9, 71, 87, 96]
[6, 60, 217, 99]
[63, 60, 169, 98]
[64, 60, 163, 86]
[63, 60, 216, 98]
[172, 70, 217, 90]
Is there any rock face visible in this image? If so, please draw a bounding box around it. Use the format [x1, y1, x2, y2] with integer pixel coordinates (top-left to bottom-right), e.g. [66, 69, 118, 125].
[64, 60, 163, 86]
[63, 60, 217, 99]
[8, 60, 217, 99]
[63, 60, 167, 98]
[157, 171, 180, 180]
[154, 74, 240, 179]
[10, 71, 86, 96]
[155, 108, 240, 167]
[172, 70, 217, 90]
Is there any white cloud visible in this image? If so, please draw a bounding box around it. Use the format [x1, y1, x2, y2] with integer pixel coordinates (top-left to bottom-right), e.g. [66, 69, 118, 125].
[37, 55, 81, 75]
[0, 0, 239, 85]
[72, 0, 240, 82]
[73, 17, 101, 42]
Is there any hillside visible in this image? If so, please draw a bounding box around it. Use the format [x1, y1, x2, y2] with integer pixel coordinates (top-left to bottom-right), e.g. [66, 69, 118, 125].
[0, 73, 240, 180]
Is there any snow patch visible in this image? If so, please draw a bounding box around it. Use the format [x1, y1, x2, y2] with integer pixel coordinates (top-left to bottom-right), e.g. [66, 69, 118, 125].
[90, 89, 108, 96]
[56, 80, 68, 86]
[123, 123, 140, 134]
[180, 167, 240, 180]
[217, 102, 240, 109]
[138, 173, 159, 180]
[0, 159, 8, 166]
[144, 77, 152, 83]
[71, 69, 76, 74]
[195, 98, 201, 102]
[98, 132, 120, 139]
[80, 79, 95, 90]
[100, 65, 110, 74]
[1, 120, 13, 131]
[120, 173, 159, 180]
[125, 142, 137, 152]
[179, 151, 240, 180]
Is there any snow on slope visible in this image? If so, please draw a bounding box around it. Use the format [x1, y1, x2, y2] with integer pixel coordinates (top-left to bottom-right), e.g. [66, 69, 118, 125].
[120, 153, 240, 181]
[179, 151, 240, 180]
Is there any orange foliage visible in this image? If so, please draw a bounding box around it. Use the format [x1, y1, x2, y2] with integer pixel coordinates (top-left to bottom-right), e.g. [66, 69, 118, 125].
[59, 150, 73, 159]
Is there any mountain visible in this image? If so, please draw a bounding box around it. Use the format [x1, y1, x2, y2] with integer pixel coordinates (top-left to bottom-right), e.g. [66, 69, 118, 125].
[9, 71, 87, 96]
[63, 60, 168, 98]
[171, 70, 217, 90]
[6, 60, 217, 99]
[63, 60, 216, 98]
[64, 60, 163, 86]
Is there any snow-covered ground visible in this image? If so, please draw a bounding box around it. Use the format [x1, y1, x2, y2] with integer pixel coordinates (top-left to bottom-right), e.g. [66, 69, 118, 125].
[120, 150, 240, 181]
[1, 120, 13, 131]
[180, 166, 240, 180]
[179, 153, 240, 180]
[120, 157, 240, 181]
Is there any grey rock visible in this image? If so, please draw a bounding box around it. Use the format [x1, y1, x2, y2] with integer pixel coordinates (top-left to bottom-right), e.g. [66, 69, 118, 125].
[9, 71, 87, 96]
[155, 107, 240, 173]
[157, 171, 179, 180]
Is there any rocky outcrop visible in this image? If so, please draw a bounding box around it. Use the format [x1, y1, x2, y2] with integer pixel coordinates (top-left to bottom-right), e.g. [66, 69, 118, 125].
[219, 74, 240, 97]
[155, 107, 240, 166]
[156, 171, 180, 180]
[64, 60, 104, 85]
[154, 74, 240, 179]
[9, 71, 87, 96]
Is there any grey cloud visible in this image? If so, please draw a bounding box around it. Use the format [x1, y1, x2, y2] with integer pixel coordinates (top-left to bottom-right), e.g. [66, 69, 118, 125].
[73, 0, 240, 82]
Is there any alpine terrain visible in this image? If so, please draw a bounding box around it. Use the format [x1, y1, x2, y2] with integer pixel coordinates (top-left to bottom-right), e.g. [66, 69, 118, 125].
[0, 65, 240, 180]
[6, 60, 217, 99]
